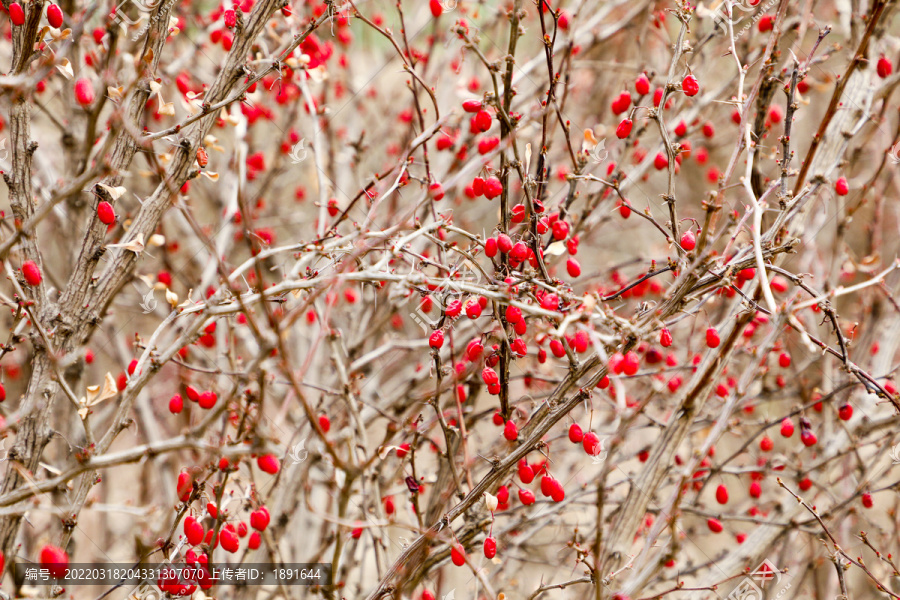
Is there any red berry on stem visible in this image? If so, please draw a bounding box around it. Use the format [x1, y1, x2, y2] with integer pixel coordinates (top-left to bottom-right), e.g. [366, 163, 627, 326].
[780, 418, 794, 437]
[716, 484, 729, 504]
[40, 545, 69, 579]
[834, 177, 849, 196]
[9, 3, 25, 26]
[838, 403, 853, 421]
[483, 536, 497, 559]
[706, 327, 720, 348]
[257, 453, 280, 474]
[660, 328, 673, 347]
[451, 545, 465, 566]
[169, 394, 183, 414]
[680, 230, 696, 251]
[503, 420, 518, 441]
[21, 260, 42, 286]
[582, 432, 601, 456]
[97, 201, 116, 225]
[568, 423, 583, 443]
[47, 4, 64, 28]
[635, 74, 650, 95]
[250, 507, 270, 530]
[74, 78, 95, 106]
[429, 330, 444, 349]
[616, 118, 633, 139]
[682, 74, 700, 96]
[877, 55, 893, 78]
[707, 518, 723, 533]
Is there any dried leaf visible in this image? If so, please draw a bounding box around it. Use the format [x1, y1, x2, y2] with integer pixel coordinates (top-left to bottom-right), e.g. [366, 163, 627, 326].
[148, 233, 166, 247]
[166, 288, 179, 308]
[201, 171, 219, 181]
[107, 86, 124, 101]
[158, 102, 175, 116]
[85, 372, 119, 407]
[583, 128, 599, 147]
[56, 58, 74, 79]
[97, 183, 126, 200]
[107, 233, 145, 254]
[545, 241, 567, 256]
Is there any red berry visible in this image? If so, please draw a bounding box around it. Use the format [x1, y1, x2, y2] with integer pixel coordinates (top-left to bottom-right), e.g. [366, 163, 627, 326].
[220, 528, 239, 553]
[250, 507, 270, 531]
[622, 351, 640, 376]
[21, 260, 42, 286]
[749, 481, 761, 498]
[835, 176, 849, 196]
[169, 394, 183, 414]
[759, 436, 774, 452]
[878, 55, 893, 78]
[615, 118, 633, 139]
[799, 477, 813, 491]
[483, 536, 496, 559]
[429, 182, 444, 200]
[582, 432, 601, 456]
[8, 2, 24, 26]
[780, 418, 794, 437]
[862, 493, 873, 508]
[450, 544, 465, 566]
[503, 420, 518, 441]
[518, 462, 535, 484]
[635, 74, 650, 95]
[716, 484, 728, 504]
[653, 152, 668, 170]
[97, 201, 116, 225]
[184, 516, 204, 546]
[474, 110, 492, 132]
[429, 0, 442, 17]
[318, 414, 331, 432]
[518, 488, 535, 505]
[74, 78, 95, 106]
[706, 327, 720, 348]
[838, 403, 853, 421]
[176, 471, 192, 501]
[47, 4, 63, 28]
[682, 74, 700, 96]
[257, 453, 280, 474]
[566, 258, 581, 278]
[483, 176, 503, 199]
[248, 531, 261, 549]
[778, 352, 791, 368]
[198, 390, 217, 409]
[568, 423, 583, 443]
[39, 546, 69, 580]
[660, 328, 673, 347]
[429, 330, 444, 349]
[707, 518, 723, 533]
[680, 230, 696, 251]
[800, 429, 817, 447]
[462, 99, 482, 113]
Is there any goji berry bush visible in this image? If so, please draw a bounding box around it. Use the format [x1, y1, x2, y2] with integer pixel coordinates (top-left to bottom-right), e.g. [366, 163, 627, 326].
[1, 0, 900, 598]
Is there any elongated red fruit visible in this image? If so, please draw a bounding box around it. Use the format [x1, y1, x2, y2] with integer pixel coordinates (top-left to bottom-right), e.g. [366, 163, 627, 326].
[47, 4, 64, 28]
[21, 260, 42, 286]
[9, 3, 25, 26]
[74, 78, 95, 106]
